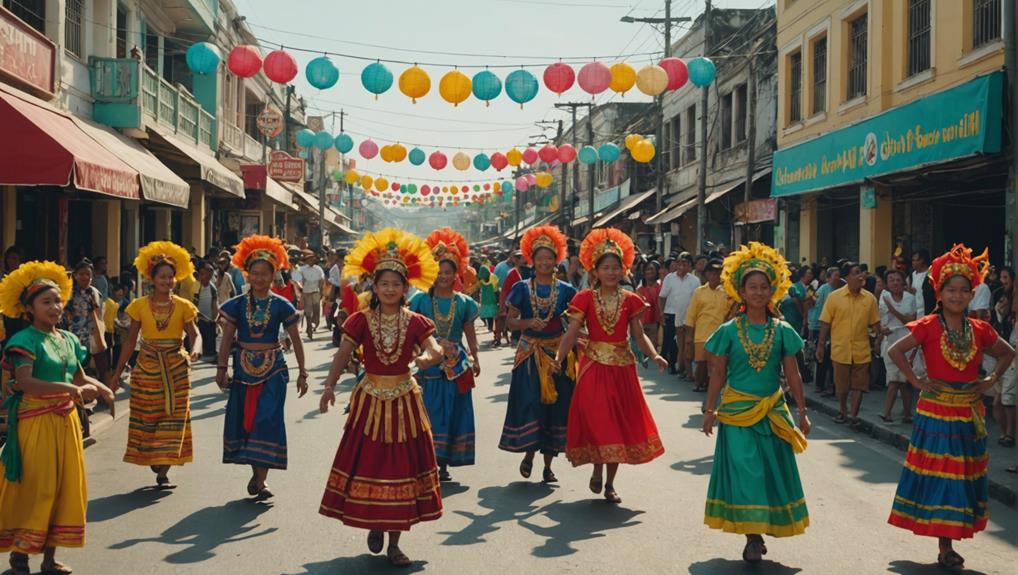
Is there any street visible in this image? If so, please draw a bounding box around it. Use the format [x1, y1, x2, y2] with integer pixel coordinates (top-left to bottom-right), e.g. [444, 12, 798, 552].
[66, 327, 1016, 575]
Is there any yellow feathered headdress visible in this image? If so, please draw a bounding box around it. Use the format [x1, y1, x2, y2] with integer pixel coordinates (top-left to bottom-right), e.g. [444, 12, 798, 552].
[134, 241, 194, 282]
[721, 242, 792, 309]
[343, 228, 438, 291]
[0, 261, 73, 319]
[233, 235, 290, 271]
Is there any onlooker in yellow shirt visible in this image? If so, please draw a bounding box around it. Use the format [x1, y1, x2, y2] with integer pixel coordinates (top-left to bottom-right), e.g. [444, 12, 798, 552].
[816, 261, 880, 425]
[684, 259, 732, 391]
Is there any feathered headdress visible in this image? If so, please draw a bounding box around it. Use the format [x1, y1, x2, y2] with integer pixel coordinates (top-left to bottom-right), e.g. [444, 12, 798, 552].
[134, 241, 193, 281]
[233, 235, 290, 272]
[0, 261, 72, 319]
[520, 225, 568, 266]
[343, 228, 438, 291]
[425, 228, 469, 279]
[721, 242, 792, 309]
[929, 244, 990, 298]
[579, 228, 635, 272]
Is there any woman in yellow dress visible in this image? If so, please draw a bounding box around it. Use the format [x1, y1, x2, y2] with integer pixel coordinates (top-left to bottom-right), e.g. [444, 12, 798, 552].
[110, 241, 202, 488]
[0, 261, 114, 575]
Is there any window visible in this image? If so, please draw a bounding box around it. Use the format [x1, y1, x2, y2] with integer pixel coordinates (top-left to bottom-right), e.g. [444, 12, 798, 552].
[684, 106, 696, 164]
[812, 36, 827, 114]
[972, 0, 1001, 49]
[2, 0, 45, 34]
[734, 84, 747, 143]
[116, 5, 127, 58]
[907, 0, 931, 76]
[669, 116, 681, 170]
[847, 13, 868, 100]
[788, 51, 802, 123]
[721, 92, 733, 149]
[64, 0, 83, 58]
[145, 32, 160, 73]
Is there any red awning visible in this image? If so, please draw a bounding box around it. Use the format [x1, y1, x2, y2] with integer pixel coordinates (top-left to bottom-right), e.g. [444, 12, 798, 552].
[0, 85, 139, 200]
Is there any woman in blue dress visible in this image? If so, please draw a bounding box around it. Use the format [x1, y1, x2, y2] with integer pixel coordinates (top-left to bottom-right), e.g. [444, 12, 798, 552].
[498, 225, 577, 483]
[409, 228, 480, 482]
[216, 236, 309, 500]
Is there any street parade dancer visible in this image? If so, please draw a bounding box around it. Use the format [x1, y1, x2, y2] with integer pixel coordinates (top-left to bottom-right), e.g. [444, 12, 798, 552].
[498, 224, 577, 483]
[554, 228, 666, 503]
[886, 244, 1015, 572]
[110, 241, 201, 488]
[318, 228, 445, 567]
[409, 228, 480, 482]
[0, 261, 114, 575]
[216, 236, 309, 500]
[700, 242, 812, 563]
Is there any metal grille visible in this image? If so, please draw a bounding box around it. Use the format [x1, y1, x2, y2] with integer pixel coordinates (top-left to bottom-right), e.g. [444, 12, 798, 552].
[972, 0, 1001, 49]
[684, 106, 696, 164]
[721, 92, 733, 148]
[4, 0, 45, 33]
[789, 51, 802, 123]
[670, 116, 681, 170]
[907, 0, 931, 76]
[847, 13, 867, 100]
[812, 37, 827, 114]
[734, 84, 747, 142]
[64, 0, 83, 58]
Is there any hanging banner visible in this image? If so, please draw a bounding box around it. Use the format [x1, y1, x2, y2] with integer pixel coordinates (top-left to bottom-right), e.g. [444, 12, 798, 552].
[0, 6, 55, 98]
[268, 150, 304, 182]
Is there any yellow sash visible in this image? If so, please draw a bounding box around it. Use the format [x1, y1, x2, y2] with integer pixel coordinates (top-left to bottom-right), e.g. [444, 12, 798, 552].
[923, 381, 986, 439]
[514, 336, 576, 404]
[717, 387, 807, 454]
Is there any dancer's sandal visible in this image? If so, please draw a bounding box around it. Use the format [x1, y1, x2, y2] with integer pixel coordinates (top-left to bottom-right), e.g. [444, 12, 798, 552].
[742, 537, 767, 564]
[589, 475, 603, 494]
[40, 560, 73, 575]
[937, 550, 965, 571]
[247, 476, 260, 496]
[155, 475, 177, 490]
[367, 530, 384, 554]
[9, 553, 30, 575]
[603, 485, 621, 504]
[254, 486, 274, 501]
[519, 458, 533, 479]
[542, 467, 558, 484]
[438, 468, 452, 482]
[387, 546, 412, 567]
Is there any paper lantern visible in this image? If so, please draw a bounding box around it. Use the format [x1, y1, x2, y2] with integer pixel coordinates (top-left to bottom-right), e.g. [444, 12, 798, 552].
[609, 63, 636, 95]
[263, 49, 298, 83]
[408, 147, 426, 166]
[659, 57, 689, 90]
[331, 169, 344, 181]
[525, 174, 537, 186]
[558, 144, 577, 163]
[483, 183, 491, 191]
[296, 128, 315, 148]
[391, 182, 400, 192]
[185, 42, 221, 75]
[345, 170, 359, 184]
[636, 65, 669, 97]
[359, 139, 379, 159]
[228, 45, 261, 78]
[361, 174, 373, 190]
[461, 185, 469, 193]
[334, 133, 354, 153]
[439, 70, 472, 107]
[522, 147, 538, 165]
[505, 69, 539, 108]
[535, 172, 553, 188]
[453, 151, 471, 171]
[313, 130, 333, 150]
[598, 142, 620, 162]
[624, 133, 642, 151]
[391, 144, 407, 162]
[361, 61, 393, 99]
[537, 144, 558, 164]
[429, 151, 448, 170]
[421, 185, 431, 196]
[407, 184, 417, 194]
[688, 57, 715, 87]
[578, 145, 598, 164]
[399, 65, 431, 103]
[490, 152, 508, 171]
[631, 139, 656, 163]
[380, 145, 393, 162]
[501, 180, 513, 194]
[506, 148, 523, 167]
[543, 62, 575, 95]
[578, 61, 611, 95]
[374, 177, 389, 192]
[472, 184, 480, 192]
[472, 70, 502, 107]
[473, 153, 491, 171]
[306, 56, 339, 90]
[515, 177, 529, 192]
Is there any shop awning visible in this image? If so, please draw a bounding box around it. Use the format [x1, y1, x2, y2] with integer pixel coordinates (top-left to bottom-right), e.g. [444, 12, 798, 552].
[240, 165, 294, 209]
[645, 197, 697, 225]
[0, 85, 139, 200]
[146, 126, 245, 198]
[324, 207, 357, 235]
[592, 189, 657, 228]
[292, 185, 320, 212]
[706, 169, 772, 205]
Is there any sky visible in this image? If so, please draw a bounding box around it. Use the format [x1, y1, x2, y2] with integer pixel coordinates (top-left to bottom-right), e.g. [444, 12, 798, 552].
[233, 0, 771, 194]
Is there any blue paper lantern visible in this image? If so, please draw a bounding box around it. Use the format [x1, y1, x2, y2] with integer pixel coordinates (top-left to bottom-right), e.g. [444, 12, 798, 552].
[306, 56, 339, 90]
[334, 133, 354, 154]
[361, 62, 394, 98]
[296, 128, 316, 148]
[598, 142, 621, 162]
[578, 145, 599, 165]
[473, 153, 491, 171]
[185, 42, 221, 75]
[408, 147, 426, 166]
[472, 70, 502, 106]
[501, 181, 513, 194]
[505, 69, 539, 107]
[688, 57, 716, 87]
[313, 130, 333, 150]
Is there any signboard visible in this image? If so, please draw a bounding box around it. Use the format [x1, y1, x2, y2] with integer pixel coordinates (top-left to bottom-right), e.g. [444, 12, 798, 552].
[734, 198, 777, 223]
[0, 6, 56, 98]
[268, 150, 304, 182]
[772, 72, 1003, 197]
[306, 115, 324, 132]
[860, 185, 876, 209]
[256, 106, 283, 138]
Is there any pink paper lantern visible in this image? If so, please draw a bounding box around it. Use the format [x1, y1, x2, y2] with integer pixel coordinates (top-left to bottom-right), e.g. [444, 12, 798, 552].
[228, 45, 261, 78]
[558, 144, 577, 163]
[659, 57, 689, 91]
[525, 173, 537, 186]
[543, 62, 575, 95]
[515, 177, 529, 192]
[578, 61, 611, 95]
[538, 144, 559, 163]
[263, 49, 298, 83]
[490, 152, 508, 171]
[429, 151, 448, 170]
[359, 139, 379, 159]
[522, 147, 538, 165]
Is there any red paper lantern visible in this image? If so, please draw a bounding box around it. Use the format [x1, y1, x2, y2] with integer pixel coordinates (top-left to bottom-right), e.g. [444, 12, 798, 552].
[391, 182, 400, 191]
[263, 49, 298, 83]
[522, 147, 538, 165]
[543, 62, 575, 95]
[538, 144, 559, 163]
[490, 152, 508, 171]
[429, 151, 448, 170]
[558, 144, 577, 163]
[228, 45, 262, 78]
[659, 57, 689, 91]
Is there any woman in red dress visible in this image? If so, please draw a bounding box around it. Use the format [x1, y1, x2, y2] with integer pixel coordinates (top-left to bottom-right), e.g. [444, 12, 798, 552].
[317, 229, 445, 568]
[554, 228, 667, 503]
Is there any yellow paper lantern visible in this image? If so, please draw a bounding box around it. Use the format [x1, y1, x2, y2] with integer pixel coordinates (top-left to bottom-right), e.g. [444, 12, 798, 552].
[399, 65, 431, 103]
[631, 139, 656, 163]
[624, 133, 643, 151]
[506, 147, 522, 167]
[374, 177, 389, 192]
[345, 170, 359, 185]
[439, 69, 472, 107]
[403, 196, 410, 204]
[361, 174, 373, 190]
[535, 172, 553, 188]
[609, 63, 636, 95]
[636, 64, 669, 97]
[380, 145, 393, 162]
[452, 151, 471, 171]
[441, 186, 448, 193]
[392, 144, 407, 162]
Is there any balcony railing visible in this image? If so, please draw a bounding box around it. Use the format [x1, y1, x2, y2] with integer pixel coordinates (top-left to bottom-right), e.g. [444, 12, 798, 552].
[90, 57, 215, 150]
[221, 119, 268, 161]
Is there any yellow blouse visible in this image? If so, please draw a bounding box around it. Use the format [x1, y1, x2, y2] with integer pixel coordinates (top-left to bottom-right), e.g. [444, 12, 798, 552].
[125, 295, 197, 340]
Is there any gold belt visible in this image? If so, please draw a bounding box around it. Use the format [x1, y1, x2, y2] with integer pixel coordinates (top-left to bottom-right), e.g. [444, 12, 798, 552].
[583, 340, 635, 367]
[516, 335, 576, 404]
[356, 372, 417, 401]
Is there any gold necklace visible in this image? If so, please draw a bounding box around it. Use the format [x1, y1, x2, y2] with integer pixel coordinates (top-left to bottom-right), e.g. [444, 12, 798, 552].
[593, 288, 623, 336]
[368, 308, 408, 365]
[736, 315, 777, 371]
[148, 296, 176, 332]
[939, 314, 976, 371]
[431, 293, 458, 340]
[529, 279, 559, 324]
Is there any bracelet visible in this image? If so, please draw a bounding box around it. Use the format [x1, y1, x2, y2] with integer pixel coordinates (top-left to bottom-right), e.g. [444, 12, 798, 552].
[216, 366, 228, 370]
[703, 409, 716, 415]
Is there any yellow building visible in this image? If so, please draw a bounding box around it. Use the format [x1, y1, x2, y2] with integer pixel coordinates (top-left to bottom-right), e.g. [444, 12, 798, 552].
[773, 0, 1008, 267]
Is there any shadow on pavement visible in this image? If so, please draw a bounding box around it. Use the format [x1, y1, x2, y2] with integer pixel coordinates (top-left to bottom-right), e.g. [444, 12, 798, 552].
[687, 558, 802, 574]
[671, 455, 714, 476]
[439, 481, 470, 499]
[285, 555, 428, 574]
[88, 487, 173, 523]
[887, 559, 988, 575]
[486, 392, 508, 403]
[518, 499, 644, 558]
[439, 483, 554, 546]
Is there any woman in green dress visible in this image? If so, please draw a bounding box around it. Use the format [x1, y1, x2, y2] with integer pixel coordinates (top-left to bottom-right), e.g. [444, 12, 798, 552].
[701, 242, 812, 563]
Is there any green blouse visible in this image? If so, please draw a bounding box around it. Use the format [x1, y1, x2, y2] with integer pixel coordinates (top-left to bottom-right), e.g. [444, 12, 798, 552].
[5, 326, 86, 385]
[704, 317, 804, 396]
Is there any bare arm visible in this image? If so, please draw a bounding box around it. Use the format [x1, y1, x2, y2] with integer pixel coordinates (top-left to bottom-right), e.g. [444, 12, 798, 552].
[184, 320, 202, 361]
[815, 321, 831, 362]
[781, 354, 811, 436]
[506, 305, 544, 332]
[109, 319, 141, 391]
[886, 333, 938, 392]
[319, 338, 356, 414]
[286, 322, 309, 397]
[701, 352, 727, 437]
[13, 364, 84, 398]
[464, 318, 481, 376]
[554, 317, 584, 365]
[416, 336, 445, 370]
[630, 315, 666, 370]
[974, 335, 1017, 394]
[215, 320, 237, 390]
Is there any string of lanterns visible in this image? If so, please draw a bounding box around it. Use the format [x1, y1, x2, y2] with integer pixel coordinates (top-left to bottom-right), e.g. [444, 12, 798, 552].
[332, 169, 556, 196]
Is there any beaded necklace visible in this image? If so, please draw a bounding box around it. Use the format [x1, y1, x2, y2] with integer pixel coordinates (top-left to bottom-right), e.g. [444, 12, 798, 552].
[245, 292, 272, 338]
[430, 293, 458, 340]
[593, 287, 623, 336]
[938, 312, 976, 371]
[148, 296, 176, 332]
[736, 315, 777, 372]
[368, 308, 408, 365]
[529, 279, 559, 324]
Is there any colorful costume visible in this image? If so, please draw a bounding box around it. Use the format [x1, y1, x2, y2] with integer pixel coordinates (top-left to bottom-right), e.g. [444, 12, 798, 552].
[0, 262, 86, 554]
[477, 267, 499, 321]
[889, 244, 996, 539]
[565, 228, 664, 466]
[704, 242, 810, 537]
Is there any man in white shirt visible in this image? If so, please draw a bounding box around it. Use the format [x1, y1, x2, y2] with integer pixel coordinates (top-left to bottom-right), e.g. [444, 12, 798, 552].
[658, 252, 699, 377]
[878, 269, 918, 422]
[296, 250, 326, 339]
[195, 261, 218, 359]
[909, 249, 931, 316]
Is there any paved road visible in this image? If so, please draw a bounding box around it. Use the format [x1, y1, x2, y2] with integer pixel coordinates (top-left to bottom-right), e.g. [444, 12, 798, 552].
[61, 326, 1016, 575]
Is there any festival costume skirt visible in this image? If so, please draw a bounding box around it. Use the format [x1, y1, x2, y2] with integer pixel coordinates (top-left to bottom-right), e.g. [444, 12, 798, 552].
[223, 347, 289, 469]
[565, 341, 664, 466]
[123, 340, 193, 466]
[888, 383, 989, 539]
[0, 395, 86, 553]
[499, 334, 575, 456]
[319, 373, 442, 531]
[417, 369, 475, 467]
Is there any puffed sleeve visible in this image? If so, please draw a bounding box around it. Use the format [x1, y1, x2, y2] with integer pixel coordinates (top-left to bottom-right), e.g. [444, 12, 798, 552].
[973, 318, 999, 349]
[3, 329, 39, 370]
[567, 289, 592, 322]
[625, 290, 649, 322]
[411, 313, 436, 346]
[704, 320, 732, 357]
[506, 281, 528, 314]
[460, 293, 479, 322]
[275, 296, 300, 328]
[218, 294, 242, 325]
[125, 298, 144, 322]
[407, 291, 428, 315]
[67, 329, 88, 366]
[907, 314, 935, 345]
[178, 297, 198, 323]
[777, 319, 805, 357]
[341, 311, 367, 346]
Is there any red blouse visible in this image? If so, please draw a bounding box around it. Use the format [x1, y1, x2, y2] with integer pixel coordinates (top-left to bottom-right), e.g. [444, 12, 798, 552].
[636, 283, 662, 325]
[907, 314, 998, 381]
[567, 289, 648, 344]
[341, 310, 436, 375]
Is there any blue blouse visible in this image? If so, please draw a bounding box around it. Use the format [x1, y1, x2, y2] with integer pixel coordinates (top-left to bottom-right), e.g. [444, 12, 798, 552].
[507, 279, 577, 338]
[409, 292, 478, 343]
[219, 293, 299, 344]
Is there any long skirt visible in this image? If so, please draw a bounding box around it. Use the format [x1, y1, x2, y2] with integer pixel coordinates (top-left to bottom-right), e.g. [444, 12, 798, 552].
[888, 385, 988, 539]
[123, 341, 193, 466]
[499, 341, 574, 456]
[319, 381, 442, 531]
[565, 358, 664, 466]
[704, 421, 809, 537]
[418, 376, 475, 467]
[0, 397, 86, 553]
[223, 348, 289, 469]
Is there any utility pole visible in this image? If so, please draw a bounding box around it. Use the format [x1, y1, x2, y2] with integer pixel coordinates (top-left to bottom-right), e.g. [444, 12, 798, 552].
[555, 102, 595, 237]
[586, 109, 596, 234]
[1005, 0, 1016, 274]
[695, 0, 712, 254]
[340, 109, 354, 226]
[556, 119, 566, 229]
[742, 41, 758, 244]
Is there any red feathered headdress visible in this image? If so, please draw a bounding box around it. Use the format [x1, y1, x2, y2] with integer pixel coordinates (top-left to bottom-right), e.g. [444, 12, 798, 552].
[579, 227, 635, 272]
[929, 244, 990, 299]
[426, 228, 470, 279]
[520, 225, 568, 266]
